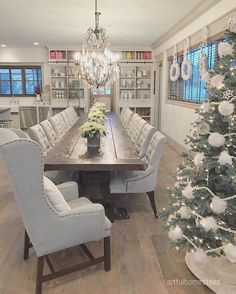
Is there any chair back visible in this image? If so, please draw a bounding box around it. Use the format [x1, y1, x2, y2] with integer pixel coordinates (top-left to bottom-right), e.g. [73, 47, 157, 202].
[0, 129, 60, 256]
[122, 108, 134, 129]
[143, 131, 167, 169]
[134, 123, 156, 158]
[49, 113, 66, 138]
[40, 119, 59, 147]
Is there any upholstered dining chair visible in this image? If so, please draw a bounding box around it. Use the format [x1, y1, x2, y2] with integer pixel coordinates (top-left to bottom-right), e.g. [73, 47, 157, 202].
[0, 129, 111, 294]
[122, 107, 134, 129]
[134, 123, 156, 158]
[110, 131, 167, 217]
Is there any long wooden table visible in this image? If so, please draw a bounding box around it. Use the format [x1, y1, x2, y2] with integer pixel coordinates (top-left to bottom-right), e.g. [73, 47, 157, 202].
[44, 112, 144, 172]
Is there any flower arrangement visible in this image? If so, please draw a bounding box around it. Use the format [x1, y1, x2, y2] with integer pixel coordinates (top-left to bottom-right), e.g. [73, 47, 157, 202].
[90, 102, 106, 113]
[79, 121, 106, 138]
[34, 85, 42, 95]
[88, 110, 106, 124]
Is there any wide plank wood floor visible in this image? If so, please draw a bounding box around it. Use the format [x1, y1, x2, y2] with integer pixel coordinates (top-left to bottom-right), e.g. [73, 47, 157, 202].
[0, 144, 212, 294]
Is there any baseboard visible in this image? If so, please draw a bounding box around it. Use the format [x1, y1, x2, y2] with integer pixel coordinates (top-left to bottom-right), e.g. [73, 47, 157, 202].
[165, 134, 188, 154]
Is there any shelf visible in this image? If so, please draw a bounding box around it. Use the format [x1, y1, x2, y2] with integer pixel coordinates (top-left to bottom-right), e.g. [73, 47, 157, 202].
[51, 76, 67, 78]
[136, 88, 151, 90]
[52, 88, 67, 90]
[136, 77, 151, 79]
[120, 76, 136, 79]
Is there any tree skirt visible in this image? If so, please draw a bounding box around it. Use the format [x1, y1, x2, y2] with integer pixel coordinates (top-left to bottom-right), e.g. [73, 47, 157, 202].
[185, 252, 236, 294]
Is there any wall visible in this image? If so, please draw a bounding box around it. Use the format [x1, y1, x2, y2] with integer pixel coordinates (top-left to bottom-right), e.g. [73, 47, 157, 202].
[153, 0, 236, 150]
[0, 47, 49, 104]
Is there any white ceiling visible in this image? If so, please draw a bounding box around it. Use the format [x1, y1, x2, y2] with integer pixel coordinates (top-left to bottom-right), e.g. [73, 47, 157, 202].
[0, 0, 203, 48]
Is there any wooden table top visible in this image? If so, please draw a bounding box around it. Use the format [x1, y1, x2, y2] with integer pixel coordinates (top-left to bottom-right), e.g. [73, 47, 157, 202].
[44, 112, 144, 171]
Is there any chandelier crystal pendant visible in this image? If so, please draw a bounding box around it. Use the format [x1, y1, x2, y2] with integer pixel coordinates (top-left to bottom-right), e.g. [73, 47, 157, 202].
[74, 0, 120, 89]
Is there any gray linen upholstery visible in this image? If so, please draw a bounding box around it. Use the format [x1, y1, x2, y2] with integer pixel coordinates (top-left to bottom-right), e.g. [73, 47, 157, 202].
[40, 119, 59, 147]
[0, 129, 111, 257]
[110, 131, 167, 194]
[130, 117, 147, 144]
[27, 124, 53, 156]
[134, 123, 156, 158]
[49, 113, 67, 138]
[122, 107, 134, 129]
[65, 106, 79, 125]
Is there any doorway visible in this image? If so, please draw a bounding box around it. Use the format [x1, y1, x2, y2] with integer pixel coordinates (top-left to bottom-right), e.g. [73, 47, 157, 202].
[90, 81, 113, 112]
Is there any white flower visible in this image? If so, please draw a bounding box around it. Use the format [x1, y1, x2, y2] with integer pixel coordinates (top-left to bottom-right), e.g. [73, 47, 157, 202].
[168, 214, 175, 222]
[200, 216, 218, 232]
[194, 250, 208, 265]
[224, 244, 236, 263]
[218, 101, 234, 116]
[218, 42, 233, 58]
[210, 75, 224, 89]
[218, 150, 233, 166]
[208, 133, 225, 147]
[194, 152, 205, 166]
[200, 102, 210, 113]
[210, 196, 227, 214]
[182, 183, 194, 199]
[178, 206, 191, 219]
[168, 225, 183, 241]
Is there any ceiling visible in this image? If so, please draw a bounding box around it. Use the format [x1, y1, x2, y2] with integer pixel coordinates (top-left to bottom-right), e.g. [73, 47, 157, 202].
[0, 0, 203, 48]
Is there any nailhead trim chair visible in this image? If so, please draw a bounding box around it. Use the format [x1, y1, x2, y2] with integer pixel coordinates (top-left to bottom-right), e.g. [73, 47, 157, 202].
[0, 129, 111, 294]
[122, 107, 134, 129]
[110, 131, 167, 217]
[49, 113, 67, 138]
[40, 119, 59, 147]
[130, 117, 147, 145]
[134, 123, 156, 158]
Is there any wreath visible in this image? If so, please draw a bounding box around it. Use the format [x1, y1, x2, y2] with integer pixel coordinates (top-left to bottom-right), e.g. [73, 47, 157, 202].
[199, 52, 208, 80]
[170, 62, 180, 82]
[181, 59, 192, 81]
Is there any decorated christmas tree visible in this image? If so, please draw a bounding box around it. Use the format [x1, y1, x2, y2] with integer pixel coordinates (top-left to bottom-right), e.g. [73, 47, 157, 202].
[161, 18, 236, 265]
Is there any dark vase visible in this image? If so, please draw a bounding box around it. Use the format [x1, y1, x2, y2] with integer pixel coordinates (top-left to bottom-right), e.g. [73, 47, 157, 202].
[87, 133, 100, 148]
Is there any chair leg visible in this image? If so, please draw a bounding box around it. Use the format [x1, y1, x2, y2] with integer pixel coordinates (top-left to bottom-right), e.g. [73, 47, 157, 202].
[147, 191, 158, 218]
[24, 230, 30, 260]
[104, 237, 111, 271]
[36, 256, 44, 294]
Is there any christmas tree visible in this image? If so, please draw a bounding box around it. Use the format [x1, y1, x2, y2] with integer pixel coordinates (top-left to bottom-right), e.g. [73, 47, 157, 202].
[161, 18, 236, 264]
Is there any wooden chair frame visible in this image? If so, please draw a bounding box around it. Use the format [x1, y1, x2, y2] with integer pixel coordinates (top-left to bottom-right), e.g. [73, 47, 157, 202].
[24, 230, 111, 294]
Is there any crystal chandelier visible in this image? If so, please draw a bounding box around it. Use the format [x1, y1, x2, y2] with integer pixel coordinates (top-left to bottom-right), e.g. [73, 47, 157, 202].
[74, 0, 120, 89]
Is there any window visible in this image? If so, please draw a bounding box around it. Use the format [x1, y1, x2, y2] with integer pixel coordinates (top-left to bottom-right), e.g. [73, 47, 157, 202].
[92, 81, 111, 95]
[0, 66, 42, 96]
[168, 41, 218, 103]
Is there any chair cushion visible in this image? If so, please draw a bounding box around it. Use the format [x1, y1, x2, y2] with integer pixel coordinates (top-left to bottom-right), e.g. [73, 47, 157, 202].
[28, 124, 53, 156]
[60, 111, 72, 130]
[40, 119, 59, 147]
[49, 113, 67, 138]
[44, 176, 71, 212]
[135, 123, 156, 158]
[65, 107, 78, 125]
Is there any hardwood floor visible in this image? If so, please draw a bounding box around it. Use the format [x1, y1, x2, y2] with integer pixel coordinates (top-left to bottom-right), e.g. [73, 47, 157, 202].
[0, 144, 212, 294]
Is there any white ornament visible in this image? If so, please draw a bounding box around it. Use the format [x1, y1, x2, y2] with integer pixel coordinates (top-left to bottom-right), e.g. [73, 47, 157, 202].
[200, 102, 210, 113]
[199, 53, 208, 79]
[194, 250, 208, 265]
[210, 75, 224, 89]
[178, 206, 191, 219]
[168, 214, 175, 222]
[170, 63, 180, 82]
[208, 133, 225, 147]
[228, 15, 236, 34]
[168, 225, 183, 241]
[182, 183, 194, 199]
[224, 244, 236, 263]
[223, 90, 234, 100]
[218, 150, 233, 166]
[194, 152, 205, 166]
[174, 182, 180, 188]
[181, 59, 192, 81]
[218, 101, 234, 116]
[210, 196, 227, 214]
[218, 42, 233, 58]
[200, 216, 218, 232]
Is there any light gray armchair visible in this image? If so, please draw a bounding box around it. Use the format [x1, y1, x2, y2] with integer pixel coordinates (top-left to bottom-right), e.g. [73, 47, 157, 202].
[0, 129, 111, 294]
[110, 131, 166, 217]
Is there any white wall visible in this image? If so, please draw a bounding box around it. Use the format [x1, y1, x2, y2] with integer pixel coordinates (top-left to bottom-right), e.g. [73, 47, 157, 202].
[153, 0, 236, 150]
[0, 47, 49, 103]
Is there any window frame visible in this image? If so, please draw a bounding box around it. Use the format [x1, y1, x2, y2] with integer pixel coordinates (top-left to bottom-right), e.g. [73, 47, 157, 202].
[0, 65, 42, 97]
[167, 37, 222, 106]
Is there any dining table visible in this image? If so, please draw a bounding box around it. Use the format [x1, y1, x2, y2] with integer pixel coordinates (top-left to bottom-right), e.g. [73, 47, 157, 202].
[44, 112, 145, 219]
